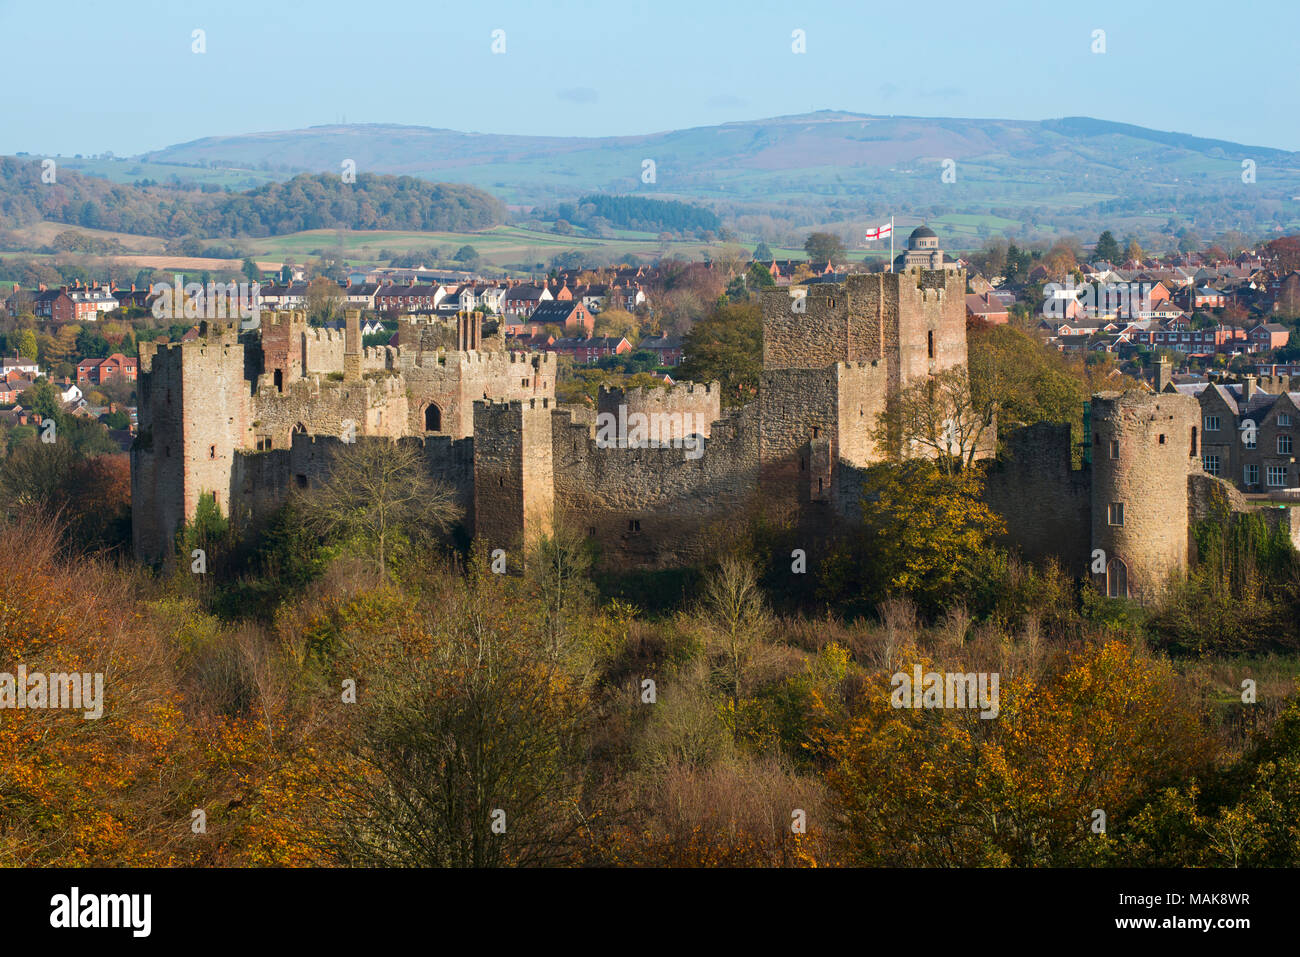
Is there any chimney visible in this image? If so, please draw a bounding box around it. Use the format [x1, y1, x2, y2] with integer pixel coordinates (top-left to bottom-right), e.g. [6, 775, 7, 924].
[1155, 358, 1172, 393]
[1243, 375, 1258, 400]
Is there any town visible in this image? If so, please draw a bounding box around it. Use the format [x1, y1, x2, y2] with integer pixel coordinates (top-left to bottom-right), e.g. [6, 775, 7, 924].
[2, 0, 1299, 908]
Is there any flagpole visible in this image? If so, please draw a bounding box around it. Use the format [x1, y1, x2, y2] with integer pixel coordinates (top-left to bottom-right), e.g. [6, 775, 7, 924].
[889, 216, 894, 272]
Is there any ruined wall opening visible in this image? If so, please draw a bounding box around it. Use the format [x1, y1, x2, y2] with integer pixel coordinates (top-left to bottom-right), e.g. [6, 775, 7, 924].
[273, 369, 283, 392]
[424, 403, 442, 432]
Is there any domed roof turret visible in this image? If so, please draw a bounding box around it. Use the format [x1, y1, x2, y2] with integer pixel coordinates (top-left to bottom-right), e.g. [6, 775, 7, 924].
[909, 225, 937, 241]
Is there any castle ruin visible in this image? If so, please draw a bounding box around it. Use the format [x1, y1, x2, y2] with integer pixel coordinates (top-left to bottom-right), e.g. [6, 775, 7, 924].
[130, 229, 1285, 602]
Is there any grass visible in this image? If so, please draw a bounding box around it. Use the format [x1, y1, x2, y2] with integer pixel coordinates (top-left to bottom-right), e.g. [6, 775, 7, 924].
[245, 224, 724, 267]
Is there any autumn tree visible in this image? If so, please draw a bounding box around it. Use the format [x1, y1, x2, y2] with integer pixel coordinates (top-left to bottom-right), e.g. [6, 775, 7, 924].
[294, 438, 459, 578]
[968, 323, 1089, 445]
[824, 641, 1214, 866]
[677, 301, 761, 408]
[872, 366, 994, 474]
[318, 561, 592, 867]
[305, 276, 344, 325]
[593, 307, 639, 342]
[699, 556, 771, 706]
[803, 232, 846, 264]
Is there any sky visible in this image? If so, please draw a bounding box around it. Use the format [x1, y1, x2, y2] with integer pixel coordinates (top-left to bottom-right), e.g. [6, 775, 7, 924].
[1, 0, 1297, 156]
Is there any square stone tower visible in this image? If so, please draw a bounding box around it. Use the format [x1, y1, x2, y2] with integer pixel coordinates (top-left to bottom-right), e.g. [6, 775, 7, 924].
[758, 265, 968, 505]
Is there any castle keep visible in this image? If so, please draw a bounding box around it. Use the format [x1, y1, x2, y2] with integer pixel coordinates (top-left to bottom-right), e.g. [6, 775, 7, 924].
[130, 228, 1275, 601]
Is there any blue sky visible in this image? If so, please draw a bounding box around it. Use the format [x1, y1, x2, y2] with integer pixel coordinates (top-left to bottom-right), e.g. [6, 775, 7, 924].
[1, 0, 1296, 155]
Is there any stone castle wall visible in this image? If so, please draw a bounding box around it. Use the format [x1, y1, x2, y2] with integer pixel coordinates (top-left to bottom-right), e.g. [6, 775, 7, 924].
[984, 422, 1092, 573]
[551, 403, 761, 568]
[596, 380, 722, 439]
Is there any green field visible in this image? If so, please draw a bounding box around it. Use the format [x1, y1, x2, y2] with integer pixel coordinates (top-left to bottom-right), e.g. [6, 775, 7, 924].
[244, 224, 726, 268]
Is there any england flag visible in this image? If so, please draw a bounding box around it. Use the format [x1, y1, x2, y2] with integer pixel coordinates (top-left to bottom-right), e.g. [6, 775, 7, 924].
[864, 222, 893, 241]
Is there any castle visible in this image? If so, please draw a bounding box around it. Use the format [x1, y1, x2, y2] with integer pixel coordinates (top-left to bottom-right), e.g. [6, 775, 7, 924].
[130, 227, 1298, 601]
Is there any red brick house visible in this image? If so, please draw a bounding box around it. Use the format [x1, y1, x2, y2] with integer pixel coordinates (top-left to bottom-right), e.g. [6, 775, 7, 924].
[527, 299, 595, 336]
[77, 353, 138, 385]
[502, 284, 553, 317]
[965, 292, 1009, 325]
[637, 334, 684, 366]
[373, 282, 445, 314]
[548, 336, 631, 364]
[1248, 323, 1290, 352]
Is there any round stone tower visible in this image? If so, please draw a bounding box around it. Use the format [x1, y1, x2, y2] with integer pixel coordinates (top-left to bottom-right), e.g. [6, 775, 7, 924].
[1089, 391, 1201, 602]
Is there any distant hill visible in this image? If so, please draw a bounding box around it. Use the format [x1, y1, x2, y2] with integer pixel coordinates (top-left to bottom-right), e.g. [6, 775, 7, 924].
[0, 161, 505, 240]
[12, 111, 1300, 245]
[126, 111, 1300, 242]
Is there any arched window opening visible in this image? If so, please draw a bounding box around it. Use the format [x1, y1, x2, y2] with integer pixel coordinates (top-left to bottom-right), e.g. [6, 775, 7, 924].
[424, 404, 442, 432]
[1106, 557, 1129, 599]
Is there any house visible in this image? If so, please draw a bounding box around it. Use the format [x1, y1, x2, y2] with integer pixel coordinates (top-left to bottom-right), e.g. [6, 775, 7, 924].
[77, 353, 139, 385]
[548, 336, 632, 364]
[527, 299, 595, 337]
[1, 354, 41, 378]
[608, 283, 648, 312]
[1173, 377, 1300, 492]
[502, 284, 553, 318]
[1248, 323, 1290, 352]
[373, 282, 447, 314]
[637, 334, 684, 366]
[56, 379, 82, 403]
[111, 285, 153, 311]
[0, 378, 35, 404]
[965, 292, 1009, 325]
[258, 282, 310, 308]
[1186, 286, 1228, 309]
[342, 281, 381, 310]
[457, 283, 507, 314]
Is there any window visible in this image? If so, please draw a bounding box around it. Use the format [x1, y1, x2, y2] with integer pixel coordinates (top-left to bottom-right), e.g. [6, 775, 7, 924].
[628, 519, 641, 533]
[424, 404, 441, 431]
[1268, 465, 1288, 487]
[1106, 557, 1129, 599]
[209, 445, 216, 459]
[1109, 440, 1119, 460]
[1204, 415, 1220, 432]
[1159, 434, 1166, 444]
[1245, 464, 1260, 486]
[1279, 414, 1292, 427]
[1107, 502, 1125, 526]
[927, 330, 935, 359]
[1280, 434, 1293, 455]
[1202, 454, 1219, 476]
[294, 474, 307, 489]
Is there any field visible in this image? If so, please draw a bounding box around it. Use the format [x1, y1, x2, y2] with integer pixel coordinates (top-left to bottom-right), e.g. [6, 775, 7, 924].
[243, 224, 729, 268]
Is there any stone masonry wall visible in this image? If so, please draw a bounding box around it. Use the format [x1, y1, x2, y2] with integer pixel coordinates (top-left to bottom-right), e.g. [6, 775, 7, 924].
[984, 422, 1092, 572]
[552, 403, 760, 568]
[596, 380, 722, 440]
